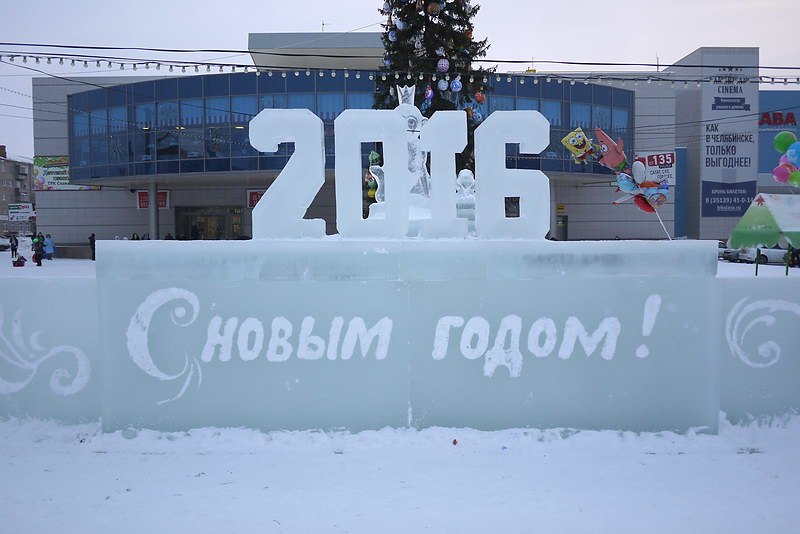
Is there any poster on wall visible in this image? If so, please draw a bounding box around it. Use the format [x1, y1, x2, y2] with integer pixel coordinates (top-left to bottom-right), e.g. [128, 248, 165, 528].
[32, 156, 99, 191]
[700, 56, 758, 217]
[635, 151, 677, 186]
[136, 190, 170, 209]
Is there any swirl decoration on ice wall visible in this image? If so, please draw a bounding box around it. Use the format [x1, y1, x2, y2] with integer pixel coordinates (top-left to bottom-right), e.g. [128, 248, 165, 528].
[126, 288, 203, 405]
[0, 306, 91, 395]
[725, 298, 800, 368]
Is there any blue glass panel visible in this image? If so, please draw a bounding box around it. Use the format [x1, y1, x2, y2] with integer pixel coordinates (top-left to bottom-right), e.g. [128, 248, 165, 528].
[132, 81, 155, 103]
[258, 73, 286, 93]
[231, 127, 256, 157]
[179, 76, 203, 99]
[90, 166, 108, 179]
[73, 112, 90, 138]
[205, 96, 230, 125]
[90, 137, 108, 166]
[108, 106, 127, 134]
[517, 78, 541, 98]
[287, 72, 315, 92]
[593, 84, 612, 105]
[204, 74, 230, 97]
[517, 156, 540, 170]
[180, 159, 204, 173]
[346, 92, 373, 109]
[288, 93, 315, 112]
[612, 88, 633, 108]
[317, 71, 345, 92]
[345, 73, 373, 92]
[155, 78, 178, 100]
[135, 162, 155, 175]
[230, 72, 258, 95]
[541, 80, 565, 100]
[490, 75, 515, 96]
[569, 82, 592, 102]
[593, 105, 611, 130]
[489, 95, 515, 113]
[231, 95, 257, 125]
[70, 92, 89, 112]
[71, 167, 90, 180]
[72, 138, 90, 167]
[542, 159, 564, 172]
[260, 156, 288, 170]
[90, 108, 108, 135]
[89, 89, 106, 109]
[611, 108, 630, 132]
[317, 93, 345, 121]
[157, 101, 179, 129]
[179, 128, 205, 159]
[108, 134, 128, 164]
[180, 98, 204, 128]
[570, 102, 591, 129]
[259, 94, 287, 110]
[541, 100, 562, 128]
[231, 157, 258, 171]
[108, 164, 128, 177]
[157, 161, 179, 174]
[135, 102, 155, 130]
[516, 97, 538, 111]
[205, 158, 230, 172]
[156, 131, 180, 160]
[133, 132, 155, 162]
[206, 127, 230, 158]
[108, 87, 126, 107]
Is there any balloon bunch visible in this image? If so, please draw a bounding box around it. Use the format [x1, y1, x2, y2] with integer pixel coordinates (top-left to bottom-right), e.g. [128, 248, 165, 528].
[561, 127, 670, 213]
[772, 131, 800, 187]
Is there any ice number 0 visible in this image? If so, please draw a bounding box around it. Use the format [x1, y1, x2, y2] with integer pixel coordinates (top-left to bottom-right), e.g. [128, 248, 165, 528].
[249, 109, 551, 239]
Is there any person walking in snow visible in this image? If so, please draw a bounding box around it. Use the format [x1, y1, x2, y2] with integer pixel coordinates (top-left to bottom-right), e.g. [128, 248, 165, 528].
[9, 234, 18, 259]
[44, 234, 55, 260]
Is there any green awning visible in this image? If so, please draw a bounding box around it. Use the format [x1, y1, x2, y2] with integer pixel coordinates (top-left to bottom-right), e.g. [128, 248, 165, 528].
[729, 194, 800, 249]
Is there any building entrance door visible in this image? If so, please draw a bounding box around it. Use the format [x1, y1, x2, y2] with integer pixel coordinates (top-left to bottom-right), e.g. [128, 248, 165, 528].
[176, 207, 243, 240]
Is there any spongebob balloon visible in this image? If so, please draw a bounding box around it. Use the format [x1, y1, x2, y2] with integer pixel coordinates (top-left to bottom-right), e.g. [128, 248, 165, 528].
[561, 127, 595, 164]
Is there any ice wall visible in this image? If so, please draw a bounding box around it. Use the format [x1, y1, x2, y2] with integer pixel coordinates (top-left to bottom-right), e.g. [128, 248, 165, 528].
[95, 239, 719, 433]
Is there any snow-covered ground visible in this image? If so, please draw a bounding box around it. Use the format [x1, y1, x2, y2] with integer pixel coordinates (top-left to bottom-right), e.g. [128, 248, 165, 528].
[1, 250, 799, 533]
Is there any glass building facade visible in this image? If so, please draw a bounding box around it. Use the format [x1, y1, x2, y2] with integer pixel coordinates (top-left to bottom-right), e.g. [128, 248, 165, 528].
[68, 70, 634, 181]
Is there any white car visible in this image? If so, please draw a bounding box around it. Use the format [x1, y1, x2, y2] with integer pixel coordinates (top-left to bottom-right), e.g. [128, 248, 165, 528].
[739, 247, 788, 264]
[0, 235, 11, 251]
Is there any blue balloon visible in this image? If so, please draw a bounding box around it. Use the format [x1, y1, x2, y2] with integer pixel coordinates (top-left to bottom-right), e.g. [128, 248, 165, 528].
[616, 173, 638, 193]
[786, 141, 800, 166]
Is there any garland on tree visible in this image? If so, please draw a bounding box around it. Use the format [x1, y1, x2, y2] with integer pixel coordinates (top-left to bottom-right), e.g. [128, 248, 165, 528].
[374, 0, 493, 171]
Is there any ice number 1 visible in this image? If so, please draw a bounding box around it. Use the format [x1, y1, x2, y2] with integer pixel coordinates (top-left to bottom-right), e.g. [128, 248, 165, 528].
[249, 109, 551, 239]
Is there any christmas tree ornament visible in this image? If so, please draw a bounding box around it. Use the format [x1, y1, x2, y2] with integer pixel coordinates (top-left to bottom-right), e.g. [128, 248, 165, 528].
[427, 2, 440, 14]
[388, 30, 397, 42]
[472, 108, 482, 122]
[381, 1, 390, 14]
[424, 84, 434, 99]
[436, 46, 446, 57]
[450, 79, 462, 92]
[437, 78, 449, 91]
[474, 91, 485, 103]
[437, 58, 450, 72]
[384, 57, 392, 67]
[396, 20, 407, 30]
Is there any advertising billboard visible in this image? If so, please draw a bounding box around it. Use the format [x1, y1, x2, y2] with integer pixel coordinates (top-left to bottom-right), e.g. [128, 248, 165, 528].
[33, 156, 99, 191]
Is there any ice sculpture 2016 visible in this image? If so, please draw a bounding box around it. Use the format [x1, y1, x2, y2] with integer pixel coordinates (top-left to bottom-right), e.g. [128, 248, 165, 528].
[1, 108, 745, 434]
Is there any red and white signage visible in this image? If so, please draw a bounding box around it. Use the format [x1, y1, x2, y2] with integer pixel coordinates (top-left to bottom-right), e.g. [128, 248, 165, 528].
[247, 189, 266, 209]
[136, 190, 170, 209]
[634, 151, 676, 186]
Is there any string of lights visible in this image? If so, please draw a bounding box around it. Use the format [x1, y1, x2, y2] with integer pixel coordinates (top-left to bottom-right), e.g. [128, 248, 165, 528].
[0, 49, 799, 86]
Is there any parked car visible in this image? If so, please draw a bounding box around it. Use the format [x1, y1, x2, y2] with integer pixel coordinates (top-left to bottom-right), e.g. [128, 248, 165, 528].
[717, 241, 727, 260]
[722, 247, 743, 262]
[0, 235, 11, 251]
[739, 246, 788, 264]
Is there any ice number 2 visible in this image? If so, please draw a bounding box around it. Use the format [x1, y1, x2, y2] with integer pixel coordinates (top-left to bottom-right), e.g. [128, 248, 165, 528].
[249, 109, 551, 239]
[248, 109, 326, 238]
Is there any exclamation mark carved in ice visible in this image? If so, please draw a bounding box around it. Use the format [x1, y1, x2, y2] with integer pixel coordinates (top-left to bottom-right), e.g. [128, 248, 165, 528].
[636, 294, 662, 359]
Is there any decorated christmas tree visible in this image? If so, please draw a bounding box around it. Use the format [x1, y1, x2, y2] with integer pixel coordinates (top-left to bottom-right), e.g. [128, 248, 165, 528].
[375, 0, 492, 172]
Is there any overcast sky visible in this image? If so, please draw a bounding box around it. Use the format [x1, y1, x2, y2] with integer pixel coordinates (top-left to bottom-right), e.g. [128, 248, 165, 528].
[0, 0, 796, 160]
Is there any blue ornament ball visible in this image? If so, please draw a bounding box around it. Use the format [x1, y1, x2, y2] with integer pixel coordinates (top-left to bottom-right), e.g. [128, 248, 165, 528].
[437, 58, 450, 73]
[388, 30, 397, 42]
[396, 20, 407, 30]
[450, 79, 462, 92]
[437, 78, 449, 91]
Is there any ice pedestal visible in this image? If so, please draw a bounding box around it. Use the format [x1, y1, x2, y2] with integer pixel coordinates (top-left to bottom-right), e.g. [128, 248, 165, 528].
[96, 239, 720, 433]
